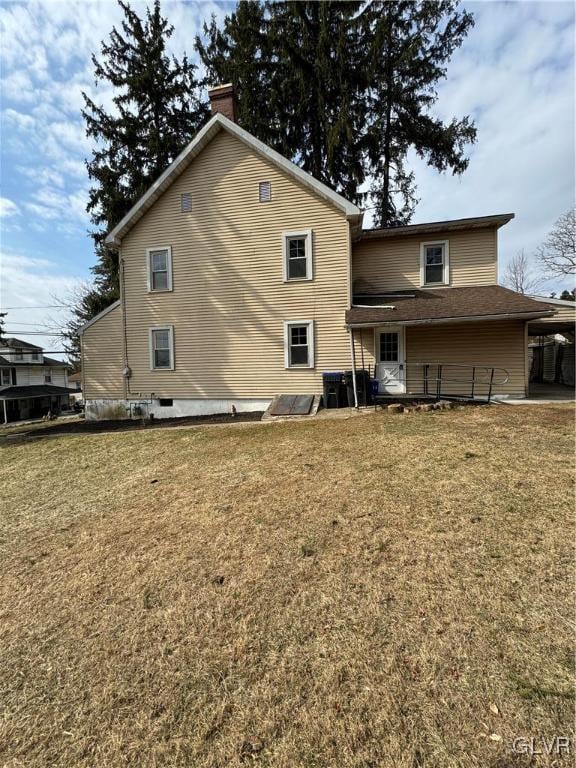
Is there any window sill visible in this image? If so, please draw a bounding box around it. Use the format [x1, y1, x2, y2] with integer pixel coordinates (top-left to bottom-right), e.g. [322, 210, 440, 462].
[283, 277, 313, 284]
[147, 288, 174, 294]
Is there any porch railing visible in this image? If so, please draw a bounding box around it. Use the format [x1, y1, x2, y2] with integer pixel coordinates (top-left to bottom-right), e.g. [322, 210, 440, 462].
[373, 362, 510, 403]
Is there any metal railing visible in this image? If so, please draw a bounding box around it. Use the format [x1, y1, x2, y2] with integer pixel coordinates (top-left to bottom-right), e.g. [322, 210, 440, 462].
[373, 362, 510, 402]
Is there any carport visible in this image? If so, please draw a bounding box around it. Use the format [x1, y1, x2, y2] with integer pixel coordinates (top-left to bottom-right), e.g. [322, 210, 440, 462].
[526, 296, 575, 399]
[0, 384, 73, 423]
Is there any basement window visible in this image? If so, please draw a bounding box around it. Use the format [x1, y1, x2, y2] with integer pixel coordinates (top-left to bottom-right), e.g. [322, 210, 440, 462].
[158, 398, 173, 407]
[259, 181, 271, 202]
[421, 240, 449, 286]
[284, 320, 314, 368]
[181, 193, 192, 213]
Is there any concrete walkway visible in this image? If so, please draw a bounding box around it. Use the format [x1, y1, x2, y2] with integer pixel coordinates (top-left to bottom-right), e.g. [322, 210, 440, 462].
[499, 382, 574, 405]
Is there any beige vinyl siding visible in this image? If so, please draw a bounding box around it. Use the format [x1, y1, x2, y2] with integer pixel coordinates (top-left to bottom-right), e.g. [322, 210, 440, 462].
[352, 228, 498, 293]
[536, 302, 576, 326]
[120, 130, 351, 399]
[353, 319, 527, 397]
[82, 304, 125, 399]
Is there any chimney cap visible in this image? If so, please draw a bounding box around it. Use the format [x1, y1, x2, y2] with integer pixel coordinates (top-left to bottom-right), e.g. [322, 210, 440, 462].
[208, 82, 234, 93]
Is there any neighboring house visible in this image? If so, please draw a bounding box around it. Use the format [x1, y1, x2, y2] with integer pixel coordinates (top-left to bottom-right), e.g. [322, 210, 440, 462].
[68, 371, 83, 404]
[0, 338, 71, 423]
[68, 371, 82, 391]
[81, 84, 564, 420]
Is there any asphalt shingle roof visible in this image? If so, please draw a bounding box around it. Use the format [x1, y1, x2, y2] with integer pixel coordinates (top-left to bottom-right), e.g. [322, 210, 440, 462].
[0, 385, 73, 399]
[346, 285, 556, 326]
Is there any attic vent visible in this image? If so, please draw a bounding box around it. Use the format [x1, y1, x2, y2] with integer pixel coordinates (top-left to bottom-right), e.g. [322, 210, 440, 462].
[259, 181, 271, 203]
[181, 193, 192, 213]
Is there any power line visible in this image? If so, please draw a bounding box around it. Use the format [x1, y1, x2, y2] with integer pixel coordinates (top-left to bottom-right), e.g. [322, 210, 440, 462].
[4, 323, 60, 336]
[0, 305, 64, 310]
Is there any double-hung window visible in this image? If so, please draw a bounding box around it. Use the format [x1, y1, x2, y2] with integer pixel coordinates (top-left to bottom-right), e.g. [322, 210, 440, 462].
[149, 326, 174, 370]
[420, 241, 449, 286]
[14, 348, 23, 360]
[284, 320, 314, 368]
[147, 246, 172, 292]
[282, 230, 313, 281]
[1, 369, 10, 386]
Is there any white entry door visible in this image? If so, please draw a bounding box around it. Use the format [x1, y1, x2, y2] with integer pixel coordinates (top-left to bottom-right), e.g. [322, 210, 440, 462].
[375, 326, 406, 394]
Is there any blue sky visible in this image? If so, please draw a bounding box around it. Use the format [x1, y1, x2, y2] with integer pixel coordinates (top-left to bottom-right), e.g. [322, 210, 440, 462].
[0, 0, 574, 355]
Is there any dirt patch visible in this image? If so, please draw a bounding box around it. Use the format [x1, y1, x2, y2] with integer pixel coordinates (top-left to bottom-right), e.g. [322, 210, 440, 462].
[3, 410, 264, 439]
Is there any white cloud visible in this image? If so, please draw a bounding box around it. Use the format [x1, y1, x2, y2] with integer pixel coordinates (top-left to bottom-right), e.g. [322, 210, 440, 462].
[0, 248, 85, 356]
[402, 0, 575, 292]
[0, 197, 20, 218]
[0, 0, 573, 296]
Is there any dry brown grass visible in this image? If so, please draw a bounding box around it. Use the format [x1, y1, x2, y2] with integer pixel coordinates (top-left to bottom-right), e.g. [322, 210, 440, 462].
[0, 405, 574, 767]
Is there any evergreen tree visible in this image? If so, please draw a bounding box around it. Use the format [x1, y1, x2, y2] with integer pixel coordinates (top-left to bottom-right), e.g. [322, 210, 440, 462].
[364, 1, 477, 226]
[64, 0, 208, 363]
[197, 0, 477, 225]
[197, 1, 367, 204]
[196, 2, 278, 147]
[83, 0, 208, 294]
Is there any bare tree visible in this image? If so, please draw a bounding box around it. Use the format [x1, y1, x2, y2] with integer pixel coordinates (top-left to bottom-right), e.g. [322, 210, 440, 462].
[537, 208, 576, 278]
[503, 250, 545, 294]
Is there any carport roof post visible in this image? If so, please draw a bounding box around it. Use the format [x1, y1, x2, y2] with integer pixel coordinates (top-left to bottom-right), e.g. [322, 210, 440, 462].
[349, 328, 359, 409]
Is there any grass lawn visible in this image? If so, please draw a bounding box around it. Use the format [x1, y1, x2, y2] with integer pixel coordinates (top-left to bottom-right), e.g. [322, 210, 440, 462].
[0, 405, 574, 767]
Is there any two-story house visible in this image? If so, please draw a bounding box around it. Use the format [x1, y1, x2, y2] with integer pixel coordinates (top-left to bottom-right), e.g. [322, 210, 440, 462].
[80, 84, 559, 420]
[0, 338, 71, 422]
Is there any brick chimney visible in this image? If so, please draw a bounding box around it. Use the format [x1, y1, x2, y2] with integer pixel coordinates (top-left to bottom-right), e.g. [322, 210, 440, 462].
[208, 83, 236, 122]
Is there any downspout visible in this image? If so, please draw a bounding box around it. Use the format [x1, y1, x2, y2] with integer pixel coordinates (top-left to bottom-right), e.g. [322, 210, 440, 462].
[524, 320, 529, 397]
[349, 328, 359, 409]
[80, 334, 85, 399]
[120, 251, 130, 399]
[2, 399, 7, 424]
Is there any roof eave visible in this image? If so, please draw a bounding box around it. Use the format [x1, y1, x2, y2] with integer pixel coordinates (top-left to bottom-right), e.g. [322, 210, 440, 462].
[346, 309, 555, 329]
[105, 113, 362, 247]
[79, 299, 121, 334]
[360, 213, 515, 241]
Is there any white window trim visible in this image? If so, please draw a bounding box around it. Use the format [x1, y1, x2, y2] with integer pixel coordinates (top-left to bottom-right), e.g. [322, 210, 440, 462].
[149, 325, 175, 371]
[420, 240, 449, 287]
[282, 229, 313, 282]
[146, 246, 173, 292]
[283, 320, 315, 369]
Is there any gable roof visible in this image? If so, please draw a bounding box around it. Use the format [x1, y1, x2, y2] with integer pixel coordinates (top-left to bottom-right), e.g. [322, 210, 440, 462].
[0, 336, 42, 350]
[78, 299, 121, 334]
[105, 113, 363, 247]
[360, 213, 515, 241]
[0, 354, 68, 368]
